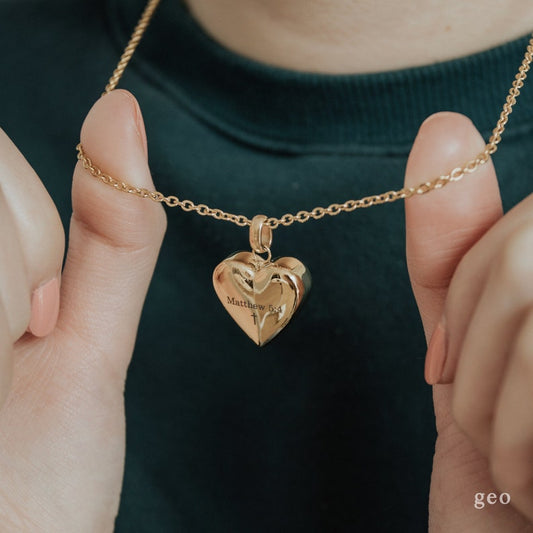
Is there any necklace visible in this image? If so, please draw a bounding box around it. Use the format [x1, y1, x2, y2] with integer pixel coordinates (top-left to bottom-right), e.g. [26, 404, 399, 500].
[77, 0, 533, 346]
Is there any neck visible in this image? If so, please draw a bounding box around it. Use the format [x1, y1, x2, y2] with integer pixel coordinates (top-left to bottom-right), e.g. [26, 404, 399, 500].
[184, 0, 533, 73]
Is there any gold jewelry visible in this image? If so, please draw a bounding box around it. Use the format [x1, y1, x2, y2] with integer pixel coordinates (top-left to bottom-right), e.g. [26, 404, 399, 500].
[77, 0, 533, 345]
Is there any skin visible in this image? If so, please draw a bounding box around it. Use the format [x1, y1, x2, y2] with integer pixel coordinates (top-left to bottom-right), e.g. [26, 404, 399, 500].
[405, 114, 533, 532]
[0, 90, 166, 531]
[184, 0, 533, 73]
[0, 1, 532, 531]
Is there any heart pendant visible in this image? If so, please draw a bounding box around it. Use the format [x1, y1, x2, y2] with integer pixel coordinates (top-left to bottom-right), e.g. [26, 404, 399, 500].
[213, 251, 311, 346]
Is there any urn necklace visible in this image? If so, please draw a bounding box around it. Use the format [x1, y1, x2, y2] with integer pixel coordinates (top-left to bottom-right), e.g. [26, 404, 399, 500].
[76, 0, 533, 346]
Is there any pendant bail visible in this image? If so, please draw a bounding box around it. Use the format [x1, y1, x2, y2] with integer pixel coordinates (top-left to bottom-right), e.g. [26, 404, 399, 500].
[249, 214, 273, 257]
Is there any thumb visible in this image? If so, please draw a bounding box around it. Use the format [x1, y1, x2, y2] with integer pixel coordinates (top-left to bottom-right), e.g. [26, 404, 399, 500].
[405, 112, 502, 379]
[59, 89, 167, 379]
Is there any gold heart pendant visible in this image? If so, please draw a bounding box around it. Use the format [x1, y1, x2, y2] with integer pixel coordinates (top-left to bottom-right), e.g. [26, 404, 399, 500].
[213, 252, 311, 346]
[212, 215, 311, 346]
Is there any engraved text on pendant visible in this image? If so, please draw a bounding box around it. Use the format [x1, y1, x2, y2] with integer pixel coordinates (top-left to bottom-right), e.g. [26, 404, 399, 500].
[213, 252, 311, 346]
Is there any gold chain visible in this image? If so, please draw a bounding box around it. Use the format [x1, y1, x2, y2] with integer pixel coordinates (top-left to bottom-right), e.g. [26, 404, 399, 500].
[78, 0, 533, 229]
[103, 0, 162, 95]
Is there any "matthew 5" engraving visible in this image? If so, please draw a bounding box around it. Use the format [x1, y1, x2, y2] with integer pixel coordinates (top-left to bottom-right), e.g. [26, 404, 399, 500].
[226, 296, 282, 314]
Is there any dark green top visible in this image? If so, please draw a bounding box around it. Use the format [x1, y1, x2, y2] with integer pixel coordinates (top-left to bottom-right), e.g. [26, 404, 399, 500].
[1, 0, 532, 531]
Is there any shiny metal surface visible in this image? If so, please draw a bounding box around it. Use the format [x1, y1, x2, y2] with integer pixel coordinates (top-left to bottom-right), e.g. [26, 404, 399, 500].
[213, 252, 311, 346]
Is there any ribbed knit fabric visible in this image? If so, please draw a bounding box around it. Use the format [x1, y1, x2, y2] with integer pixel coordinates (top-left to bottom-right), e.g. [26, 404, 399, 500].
[1, 1, 532, 531]
[111, 0, 533, 153]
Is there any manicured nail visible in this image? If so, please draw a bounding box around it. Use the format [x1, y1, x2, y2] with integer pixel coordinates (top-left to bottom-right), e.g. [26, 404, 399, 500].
[424, 317, 447, 385]
[28, 276, 60, 337]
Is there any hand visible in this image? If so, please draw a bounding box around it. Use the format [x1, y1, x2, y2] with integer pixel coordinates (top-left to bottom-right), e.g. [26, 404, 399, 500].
[0, 90, 166, 531]
[405, 112, 533, 531]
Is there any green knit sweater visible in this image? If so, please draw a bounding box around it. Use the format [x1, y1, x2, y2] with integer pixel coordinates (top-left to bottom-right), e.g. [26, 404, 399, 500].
[1, 0, 532, 530]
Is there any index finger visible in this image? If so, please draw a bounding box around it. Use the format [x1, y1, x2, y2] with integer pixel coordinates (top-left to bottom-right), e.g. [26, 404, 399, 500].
[441, 192, 533, 384]
[0, 128, 65, 295]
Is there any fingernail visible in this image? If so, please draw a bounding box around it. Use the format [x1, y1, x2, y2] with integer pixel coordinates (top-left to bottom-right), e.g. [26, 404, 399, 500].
[28, 275, 60, 337]
[424, 317, 447, 385]
[107, 89, 148, 158]
[132, 97, 148, 158]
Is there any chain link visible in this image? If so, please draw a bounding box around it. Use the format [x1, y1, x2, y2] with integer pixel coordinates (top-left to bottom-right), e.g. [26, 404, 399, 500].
[103, 0, 162, 95]
[81, 0, 533, 229]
